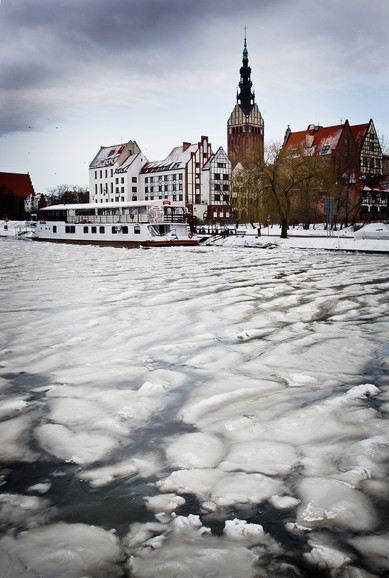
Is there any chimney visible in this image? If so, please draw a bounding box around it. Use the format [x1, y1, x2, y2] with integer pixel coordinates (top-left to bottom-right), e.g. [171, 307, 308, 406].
[183, 142, 191, 151]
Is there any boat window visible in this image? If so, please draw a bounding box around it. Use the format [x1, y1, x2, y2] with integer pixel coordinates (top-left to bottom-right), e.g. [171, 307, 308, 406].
[100, 226, 105, 234]
[91, 226, 97, 234]
[83, 226, 88, 233]
[53, 226, 57, 233]
[65, 226, 75, 234]
[112, 226, 118, 234]
[134, 225, 141, 234]
[122, 226, 128, 234]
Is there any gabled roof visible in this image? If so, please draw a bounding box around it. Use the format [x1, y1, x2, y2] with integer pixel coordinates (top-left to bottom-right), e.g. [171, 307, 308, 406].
[89, 143, 127, 169]
[115, 153, 141, 171]
[141, 143, 198, 173]
[351, 122, 370, 148]
[0, 172, 35, 198]
[351, 123, 370, 147]
[202, 154, 215, 171]
[284, 124, 344, 155]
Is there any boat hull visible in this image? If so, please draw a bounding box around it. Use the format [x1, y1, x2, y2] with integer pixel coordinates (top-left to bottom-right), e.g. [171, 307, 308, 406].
[33, 237, 197, 247]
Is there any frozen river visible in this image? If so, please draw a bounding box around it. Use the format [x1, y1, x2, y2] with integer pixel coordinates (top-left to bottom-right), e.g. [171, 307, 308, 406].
[1, 238, 389, 577]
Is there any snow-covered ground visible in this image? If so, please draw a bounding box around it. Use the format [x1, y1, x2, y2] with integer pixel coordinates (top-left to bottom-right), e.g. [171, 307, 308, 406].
[0, 236, 389, 577]
[203, 222, 389, 253]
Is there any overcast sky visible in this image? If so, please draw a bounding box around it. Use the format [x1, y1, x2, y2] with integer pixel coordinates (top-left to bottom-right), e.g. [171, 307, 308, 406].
[1, 0, 388, 195]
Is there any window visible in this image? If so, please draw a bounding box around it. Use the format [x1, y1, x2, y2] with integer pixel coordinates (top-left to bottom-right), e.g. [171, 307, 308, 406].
[134, 225, 141, 234]
[223, 174, 229, 180]
[217, 162, 226, 168]
[91, 226, 97, 233]
[223, 185, 229, 192]
[100, 170, 102, 178]
[145, 177, 148, 183]
[121, 177, 124, 184]
[122, 226, 128, 234]
[344, 138, 349, 145]
[179, 173, 183, 180]
[99, 226, 105, 233]
[112, 226, 118, 234]
[173, 174, 176, 181]
[132, 177, 137, 183]
[215, 184, 221, 191]
[369, 142, 374, 151]
[115, 178, 119, 184]
[214, 194, 220, 201]
[214, 173, 221, 179]
[95, 171, 97, 179]
[65, 226, 75, 234]
[83, 226, 88, 233]
[321, 145, 330, 154]
[53, 226, 57, 233]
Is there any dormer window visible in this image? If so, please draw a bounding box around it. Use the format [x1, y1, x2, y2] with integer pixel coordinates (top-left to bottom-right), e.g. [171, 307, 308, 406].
[321, 145, 330, 155]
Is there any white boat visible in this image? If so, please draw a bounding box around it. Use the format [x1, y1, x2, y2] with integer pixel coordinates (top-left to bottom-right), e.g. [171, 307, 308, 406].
[35, 200, 197, 247]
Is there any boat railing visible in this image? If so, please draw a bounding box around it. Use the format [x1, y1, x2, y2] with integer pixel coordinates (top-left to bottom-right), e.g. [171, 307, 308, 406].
[67, 214, 186, 224]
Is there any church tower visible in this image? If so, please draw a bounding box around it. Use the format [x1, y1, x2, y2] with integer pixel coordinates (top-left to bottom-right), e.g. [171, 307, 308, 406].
[227, 32, 264, 167]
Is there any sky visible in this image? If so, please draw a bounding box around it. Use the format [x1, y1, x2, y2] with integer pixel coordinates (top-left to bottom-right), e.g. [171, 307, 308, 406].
[0, 0, 388, 195]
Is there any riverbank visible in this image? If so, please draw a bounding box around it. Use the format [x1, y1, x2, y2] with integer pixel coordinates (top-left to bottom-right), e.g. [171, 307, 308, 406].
[202, 222, 389, 253]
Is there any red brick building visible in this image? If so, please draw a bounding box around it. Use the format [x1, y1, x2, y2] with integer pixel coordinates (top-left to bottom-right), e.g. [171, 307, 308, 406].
[0, 172, 36, 220]
[283, 120, 385, 223]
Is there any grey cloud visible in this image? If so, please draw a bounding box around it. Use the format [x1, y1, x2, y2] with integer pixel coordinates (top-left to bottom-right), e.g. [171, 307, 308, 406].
[1, 0, 388, 135]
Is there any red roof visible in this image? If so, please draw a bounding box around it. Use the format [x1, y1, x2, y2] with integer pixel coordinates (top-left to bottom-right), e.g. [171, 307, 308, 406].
[285, 124, 344, 155]
[351, 123, 369, 148]
[0, 172, 35, 198]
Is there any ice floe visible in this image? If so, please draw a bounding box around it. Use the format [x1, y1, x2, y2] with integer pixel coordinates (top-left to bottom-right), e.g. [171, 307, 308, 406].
[0, 522, 123, 577]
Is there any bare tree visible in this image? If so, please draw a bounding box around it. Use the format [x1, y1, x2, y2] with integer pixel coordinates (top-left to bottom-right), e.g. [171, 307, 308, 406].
[261, 143, 331, 238]
[46, 185, 89, 205]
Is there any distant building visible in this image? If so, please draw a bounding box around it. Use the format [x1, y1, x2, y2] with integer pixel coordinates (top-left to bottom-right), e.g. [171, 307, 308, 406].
[283, 120, 385, 223]
[0, 172, 35, 220]
[89, 140, 147, 203]
[227, 33, 264, 167]
[361, 181, 389, 221]
[201, 146, 232, 225]
[89, 136, 231, 225]
[351, 119, 383, 176]
[283, 119, 383, 178]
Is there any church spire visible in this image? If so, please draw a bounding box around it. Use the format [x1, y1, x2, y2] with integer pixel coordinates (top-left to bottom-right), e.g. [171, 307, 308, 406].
[237, 28, 255, 116]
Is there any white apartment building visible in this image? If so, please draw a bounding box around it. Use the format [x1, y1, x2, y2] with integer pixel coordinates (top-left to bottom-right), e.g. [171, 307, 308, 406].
[140, 136, 212, 212]
[89, 140, 147, 203]
[88, 136, 232, 224]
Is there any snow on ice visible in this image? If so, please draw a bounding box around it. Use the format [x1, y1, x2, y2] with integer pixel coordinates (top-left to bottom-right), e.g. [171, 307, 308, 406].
[0, 236, 389, 576]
